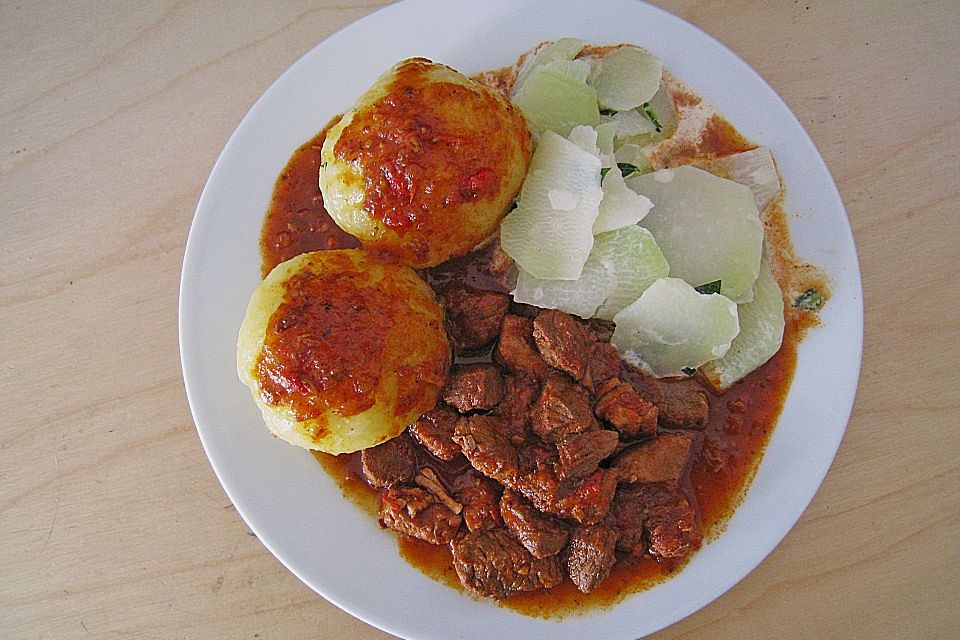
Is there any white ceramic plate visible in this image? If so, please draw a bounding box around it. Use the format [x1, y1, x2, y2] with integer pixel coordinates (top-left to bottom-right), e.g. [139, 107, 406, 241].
[179, 1, 863, 638]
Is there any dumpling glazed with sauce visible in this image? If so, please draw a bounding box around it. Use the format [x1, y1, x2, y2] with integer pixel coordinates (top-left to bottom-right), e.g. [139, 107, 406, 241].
[320, 58, 532, 267]
[237, 249, 450, 454]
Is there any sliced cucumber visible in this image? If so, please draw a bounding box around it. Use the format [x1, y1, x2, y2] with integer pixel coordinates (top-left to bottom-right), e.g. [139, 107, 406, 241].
[612, 277, 740, 377]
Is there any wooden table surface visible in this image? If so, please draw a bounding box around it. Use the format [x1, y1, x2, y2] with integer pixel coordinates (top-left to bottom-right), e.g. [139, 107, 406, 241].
[3, 1, 958, 638]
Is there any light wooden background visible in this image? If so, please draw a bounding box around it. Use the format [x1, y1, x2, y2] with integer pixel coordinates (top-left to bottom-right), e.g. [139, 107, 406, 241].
[2, 1, 958, 638]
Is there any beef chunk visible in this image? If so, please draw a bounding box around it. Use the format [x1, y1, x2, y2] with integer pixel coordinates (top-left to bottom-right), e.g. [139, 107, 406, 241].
[378, 486, 461, 545]
[482, 238, 515, 283]
[611, 483, 701, 558]
[445, 288, 510, 349]
[646, 495, 701, 558]
[655, 385, 710, 429]
[453, 415, 519, 486]
[519, 466, 618, 525]
[493, 374, 540, 445]
[454, 470, 503, 532]
[531, 374, 596, 443]
[442, 364, 505, 412]
[532, 309, 595, 381]
[595, 379, 658, 440]
[551, 468, 619, 525]
[496, 315, 550, 378]
[555, 428, 620, 481]
[625, 371, 710, 429]
[585, 318, 616, 343]
[565, 523, 620, 593]
[360, 434, 417, 488]
[611, 433, 693, 487]
[500, 490, 569, 558]
[451, 528, 564, 599]
[611, 483, 673, 553]
[585, 341, 622, 391]
[409, 406, 461, 461]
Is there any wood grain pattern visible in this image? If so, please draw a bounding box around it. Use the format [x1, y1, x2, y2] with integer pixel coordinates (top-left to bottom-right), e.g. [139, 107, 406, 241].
[2, 1, 957, 638]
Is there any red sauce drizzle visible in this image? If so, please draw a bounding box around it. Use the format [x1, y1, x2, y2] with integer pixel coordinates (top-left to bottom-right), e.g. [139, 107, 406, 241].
[332, 59, 503, 232]
[254, 258, 391, 423]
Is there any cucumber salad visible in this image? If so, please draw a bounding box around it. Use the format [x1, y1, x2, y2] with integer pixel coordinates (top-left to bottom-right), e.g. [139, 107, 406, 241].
[500, 38, 786, 387]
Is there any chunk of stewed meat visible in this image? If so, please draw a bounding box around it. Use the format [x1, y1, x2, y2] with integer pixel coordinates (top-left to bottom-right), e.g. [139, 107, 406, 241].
[453, 470, 503, 532]
[611, 483, 701, 557]
[595, 379, 658, 440]
[519, 465, 618, 525]
[585, 341, 622, 391]
[442, 364, 505, 412]
[444, 287, 510, 350]
[565, 523, 621, 593]
[408, 406, 461, 461]
[611, 483, 674, 554]
[481, 238, 515, 283]
[496, 315, 550, 378]
[531, 374, 596, 443]
[451, 528, 564, 599]
[360, 433, 417, 488]
[452, 415, 520, 486]
[646, 495, 701, 558]
[493, 374, 540, 445]
[532, 310, 594, 381]
[585, 318, 616, 343]
[555, 428, 620, 481]
[611, 433, 693, 487]
[655, 384, 710, 429]
[551, 468, 619, 525]
[500, 490, 569, 558]
[378, 486, 461, 545]
[625, 371, 710, 429]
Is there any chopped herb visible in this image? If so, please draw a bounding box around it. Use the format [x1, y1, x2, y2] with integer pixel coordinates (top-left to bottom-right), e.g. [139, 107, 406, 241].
[601, 162, 643, 181]
[617, 162, 641, 178]
[642, 102, 662, 132]
[694, 280, 722, 295]
[681, 367, 697, 376]
[794, 288, 824, 311]
[599, 108, 617, 116]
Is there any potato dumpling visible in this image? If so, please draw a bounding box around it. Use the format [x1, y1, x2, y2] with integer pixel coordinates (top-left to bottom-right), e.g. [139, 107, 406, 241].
[320, 58, 532, 267]
[237, 249, 450, 454]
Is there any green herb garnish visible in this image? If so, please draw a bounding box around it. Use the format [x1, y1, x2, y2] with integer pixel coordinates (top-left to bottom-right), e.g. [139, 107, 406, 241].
[601, 162, 643, 181]
[681, 367, 697, 376]
[694, 280, 722, 295]
[616, 162, 641, 178]
[794, 288, 824, 311]
[642, 102, 662, 132]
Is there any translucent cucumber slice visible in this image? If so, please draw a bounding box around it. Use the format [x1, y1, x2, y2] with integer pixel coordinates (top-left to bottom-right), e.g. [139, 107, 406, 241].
[629, 166, 763, 300]
[568, 124, 600, 156]
[593, 165, 654, 234]
[645, 82, 677, 133]
[511, 252, 613, 318]
[701, 255, 785, 390]
[514, 37, 587, 93]
[613, 144, 653, 175]
[614, 83, 677, 148]
[597, 122, 617, 166]
[612, 277, 740, 377]
[589, 46, 663, 112]
[541, 58, 591, 84]
[511, 225, 667, 320]
[594, 226, 669, 320]
[500, 131, 603, 279]
[602, 108, 657, 139]
[712, 146, 782, 211]
[513, 65, 601, 137]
